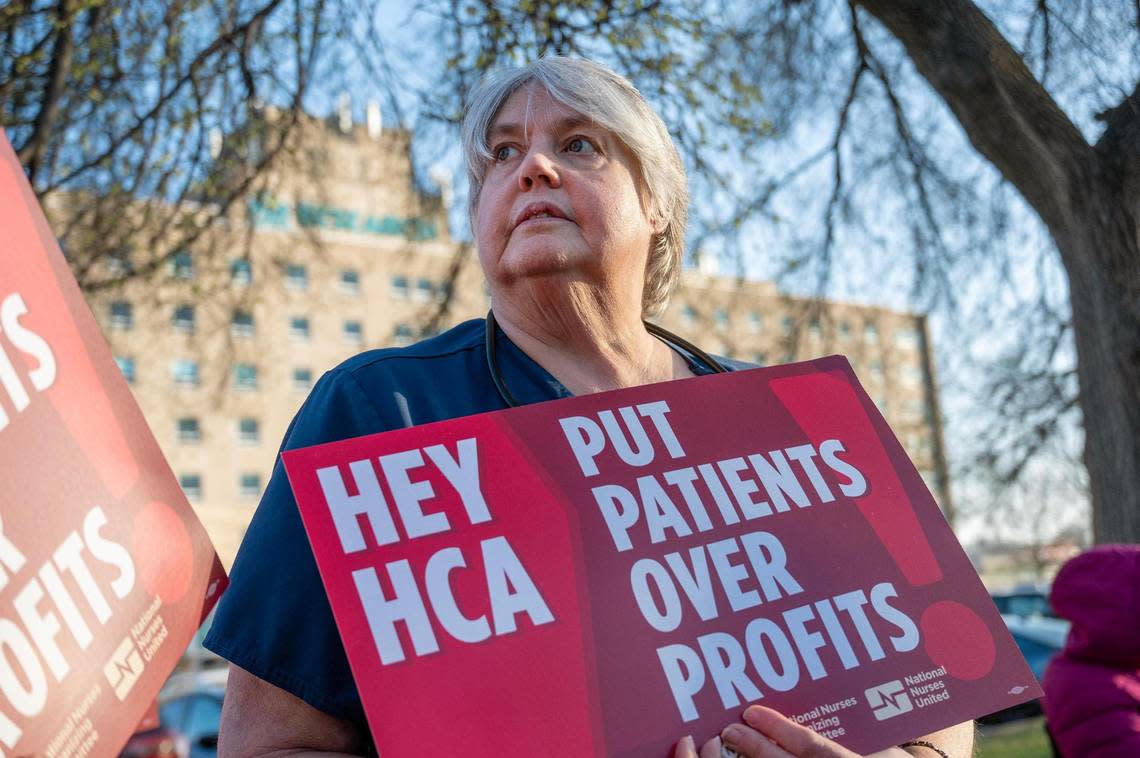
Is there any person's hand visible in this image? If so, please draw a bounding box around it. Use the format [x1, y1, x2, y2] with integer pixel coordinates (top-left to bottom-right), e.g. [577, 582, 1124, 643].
[674, 705, 914, 758]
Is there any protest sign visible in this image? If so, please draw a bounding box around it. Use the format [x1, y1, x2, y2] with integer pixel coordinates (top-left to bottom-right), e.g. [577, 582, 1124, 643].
[283, 356, 1040, 757]
[0, 130, 227, 757]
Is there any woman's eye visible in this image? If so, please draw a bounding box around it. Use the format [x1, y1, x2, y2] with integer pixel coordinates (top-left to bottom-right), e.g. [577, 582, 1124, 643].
[566, 137, 597, 154]
[493, 145, 517, 161]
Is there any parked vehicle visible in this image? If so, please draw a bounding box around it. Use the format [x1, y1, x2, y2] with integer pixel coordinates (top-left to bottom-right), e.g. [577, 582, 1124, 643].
[119, 664, 228, 758]
[990, 585, 1058, 619]
[158, 689, 224, 758]
[1003, 614, 1070, 681]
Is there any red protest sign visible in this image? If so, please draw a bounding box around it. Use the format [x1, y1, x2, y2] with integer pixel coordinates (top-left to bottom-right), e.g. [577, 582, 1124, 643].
[0, 130, 227, 755]
[283, 358, 1040, 757]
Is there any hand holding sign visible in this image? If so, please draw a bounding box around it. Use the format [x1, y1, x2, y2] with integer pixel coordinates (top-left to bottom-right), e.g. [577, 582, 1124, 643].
[675, 708, 893, 758]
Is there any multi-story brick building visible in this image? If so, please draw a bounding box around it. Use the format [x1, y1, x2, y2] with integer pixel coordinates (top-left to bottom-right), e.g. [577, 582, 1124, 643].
[81, 113, 952, 568]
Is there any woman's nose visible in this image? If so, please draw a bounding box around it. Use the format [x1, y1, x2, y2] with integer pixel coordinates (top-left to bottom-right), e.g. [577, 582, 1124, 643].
[517, 149, 561, 190]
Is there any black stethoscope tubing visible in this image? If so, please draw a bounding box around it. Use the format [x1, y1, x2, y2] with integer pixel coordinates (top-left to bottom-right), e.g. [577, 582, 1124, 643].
[484, 309, 727, 408]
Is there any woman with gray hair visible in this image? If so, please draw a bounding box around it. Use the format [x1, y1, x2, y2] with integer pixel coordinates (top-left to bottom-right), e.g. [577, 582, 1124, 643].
[206, 56, 973, 758]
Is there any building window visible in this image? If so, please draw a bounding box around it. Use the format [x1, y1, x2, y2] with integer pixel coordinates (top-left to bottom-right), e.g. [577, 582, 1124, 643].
[239, 473, 262, 499]
[234, 363, 258, 391]
[902, 398, 927, 419]
[899, 364, 924, 387]
[172, 304, 195, 335]
[170, 251, 194, 280]
[838, 320, 852, 340]
[864, 322, 879, 344]
[393, 323, 413, 347]
[171, 360, 199, 388]
[231, 259, 253, 287]
[109, 300, 133, 330]
[908, 433, 932, 458]
[780, 316, 794, 337]
[747, 312, 763, 334]
[292, 367, 314, 391]
[895, 328, 921, 350]
[107, 253, 134, 277]
[343, 320, 363, 344]
[231, 310, 255, 338]
[289, 316, 311, 340]
[390, 275, 409, 300]
[237, 417, 260, 444]
[713, 309, 729, 329]
[340, 269, 361, 295]
[285, 264, 309, 291]
[808, 318, 823, 339]
[414, 278, 434, 304]
[177, 417, 201, 443]
[752, 352, 767, 367]
[115, 356, 136, 384]
[179, 473, 202, 501]
[868, 360, 884, 380]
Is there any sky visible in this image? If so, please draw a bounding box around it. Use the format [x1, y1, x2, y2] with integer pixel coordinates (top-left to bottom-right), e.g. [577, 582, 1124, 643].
[309, 0, 1138, 546]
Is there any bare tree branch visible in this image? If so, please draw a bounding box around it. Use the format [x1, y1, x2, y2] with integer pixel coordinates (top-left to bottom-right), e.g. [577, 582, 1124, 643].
[17, 0, 78, 181]
[39, 0, 287, 194]
[856, 0, 1094, 241]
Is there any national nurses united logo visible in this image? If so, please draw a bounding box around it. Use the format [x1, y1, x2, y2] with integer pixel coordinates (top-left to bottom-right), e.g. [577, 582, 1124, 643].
[864, 680, 913, 721]
[104, 637, 145, 701]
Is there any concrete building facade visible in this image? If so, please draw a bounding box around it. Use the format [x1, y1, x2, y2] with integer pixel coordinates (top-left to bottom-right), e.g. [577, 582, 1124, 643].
[82, 116, 952, 568]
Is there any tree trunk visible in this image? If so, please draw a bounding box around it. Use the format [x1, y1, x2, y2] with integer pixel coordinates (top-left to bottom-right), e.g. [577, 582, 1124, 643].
[857, 0, 1140, 542]
[1059, 194, 1140, 543]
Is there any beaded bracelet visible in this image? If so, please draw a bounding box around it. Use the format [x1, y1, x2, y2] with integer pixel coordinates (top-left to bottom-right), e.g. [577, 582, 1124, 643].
[898, 740, 951, 758]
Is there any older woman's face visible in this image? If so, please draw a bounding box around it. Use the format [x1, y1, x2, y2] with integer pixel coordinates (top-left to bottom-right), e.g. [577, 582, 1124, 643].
[474, 86, 660, 298]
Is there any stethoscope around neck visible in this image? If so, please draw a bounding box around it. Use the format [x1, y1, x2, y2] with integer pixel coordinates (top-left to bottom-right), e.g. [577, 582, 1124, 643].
[484, 309, 727, 408]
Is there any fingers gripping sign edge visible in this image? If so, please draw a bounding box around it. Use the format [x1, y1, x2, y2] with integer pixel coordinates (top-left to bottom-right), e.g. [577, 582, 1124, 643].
[728, 705, 858, 757]
[720, 723, 792, 758]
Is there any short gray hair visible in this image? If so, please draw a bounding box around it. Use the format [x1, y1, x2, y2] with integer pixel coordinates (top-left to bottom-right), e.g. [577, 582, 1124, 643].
[461, 56, 688, 317]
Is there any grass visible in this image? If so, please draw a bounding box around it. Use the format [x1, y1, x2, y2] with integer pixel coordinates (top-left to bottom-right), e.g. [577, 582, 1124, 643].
[976, 717, 1053, 758]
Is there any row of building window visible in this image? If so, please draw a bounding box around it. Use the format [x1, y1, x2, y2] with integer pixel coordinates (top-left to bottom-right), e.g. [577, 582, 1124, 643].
[108, 251, 366, 295]
[679, 306, 921, 349]
[115, 357, 314, 391]
[108, 253, 921, 350]
[153, 255, 447, 302]
[390, 275, 449, 304]
[179, 472, 262, 501]
[173, 445, 936, 506]
[115, 341, 920, 392]
[239, 261, 362, 295]
[852, 359, 924, 387]
[177, 416, 263, 444]
[740, 352, 924, 388]
[111, 302, 364, 343]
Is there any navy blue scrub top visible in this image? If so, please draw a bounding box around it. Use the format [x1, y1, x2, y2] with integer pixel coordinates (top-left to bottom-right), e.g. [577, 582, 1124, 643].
[203, 318, 733, 729]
